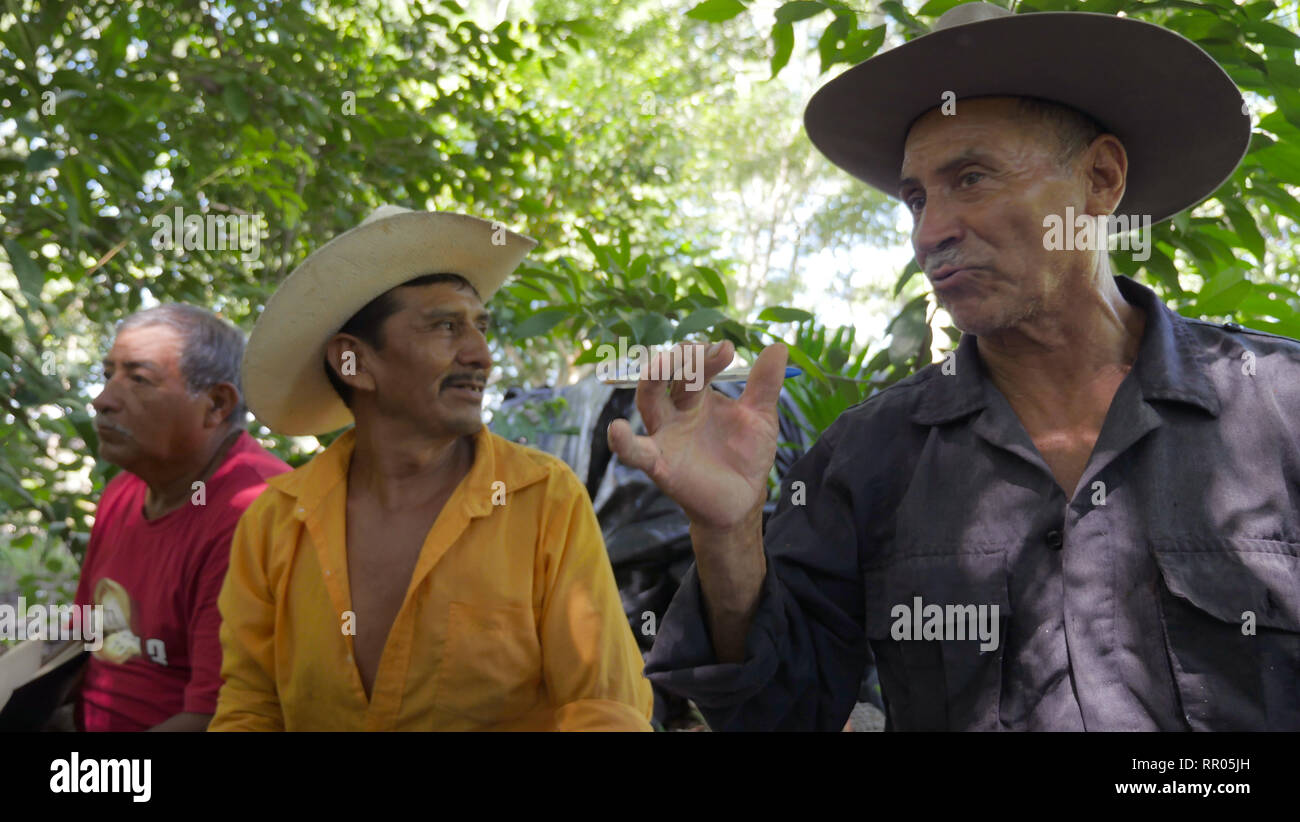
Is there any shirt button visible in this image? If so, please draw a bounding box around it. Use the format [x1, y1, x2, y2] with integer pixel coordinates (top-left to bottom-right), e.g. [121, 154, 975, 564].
[1045, 530, 1064, 550]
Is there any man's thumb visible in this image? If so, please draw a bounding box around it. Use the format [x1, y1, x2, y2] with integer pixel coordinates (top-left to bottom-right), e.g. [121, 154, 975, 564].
[607, 419, 662, 477]
[740, 342, 789, 411]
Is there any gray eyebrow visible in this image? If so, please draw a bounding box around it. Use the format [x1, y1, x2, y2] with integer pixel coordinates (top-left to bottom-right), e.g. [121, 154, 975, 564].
[103, 359, 163, 372]
[899, 149, 998, 195]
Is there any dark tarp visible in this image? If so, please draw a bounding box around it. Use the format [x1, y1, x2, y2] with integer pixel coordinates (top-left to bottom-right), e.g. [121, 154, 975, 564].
[492, 376, 885, 726]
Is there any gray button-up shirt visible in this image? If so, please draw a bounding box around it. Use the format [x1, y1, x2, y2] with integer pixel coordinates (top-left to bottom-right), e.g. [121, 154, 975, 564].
[645, 276, 1300, 731]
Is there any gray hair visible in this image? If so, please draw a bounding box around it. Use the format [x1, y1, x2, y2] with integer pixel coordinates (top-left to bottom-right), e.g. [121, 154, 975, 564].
[1014, 97, 1106, 167]
[117, 304, 246, 425]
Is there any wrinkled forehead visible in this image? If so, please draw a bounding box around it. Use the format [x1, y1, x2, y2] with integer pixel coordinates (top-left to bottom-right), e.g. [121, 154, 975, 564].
[107, 322, 186, 365]
[395, 279, 489, 318]
[899, 97, 1052, 182]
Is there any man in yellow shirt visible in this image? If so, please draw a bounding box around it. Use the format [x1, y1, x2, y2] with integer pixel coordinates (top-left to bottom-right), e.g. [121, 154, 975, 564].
[210, 206, 653, 731]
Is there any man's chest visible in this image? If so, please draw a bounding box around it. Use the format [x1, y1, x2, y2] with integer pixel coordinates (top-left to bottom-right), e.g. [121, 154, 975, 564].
[1026, 427, 1099, 500]
[853, 408, 1300, 730]
[879, 409, 1293, 550]
[1005, 380, 1123, 499]
[342, 501, 444, 692]
[344, 515, 429, 612]
[277, 486, 552, 725]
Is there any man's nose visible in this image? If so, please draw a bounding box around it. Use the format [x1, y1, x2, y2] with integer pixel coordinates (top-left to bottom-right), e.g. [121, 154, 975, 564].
[92, 378, 120, 416]
[459, 327, 493, 371]
[913, 192, 965, 264]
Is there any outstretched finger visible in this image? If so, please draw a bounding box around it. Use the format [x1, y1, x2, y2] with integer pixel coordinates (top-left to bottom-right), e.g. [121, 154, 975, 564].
[739, 342, 789, 413]
[669, 340, 735, 411]
[634, 347, 679, 433]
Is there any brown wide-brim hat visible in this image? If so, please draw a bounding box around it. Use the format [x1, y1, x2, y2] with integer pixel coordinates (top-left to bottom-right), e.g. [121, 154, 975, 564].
[243, 206, 537, 436]
[804, 2, 1250, 224]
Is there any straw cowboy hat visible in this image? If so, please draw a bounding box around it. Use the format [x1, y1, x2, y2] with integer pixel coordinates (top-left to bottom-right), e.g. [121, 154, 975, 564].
[803, 1, 1250, 224]
[243, 206, 537, 436]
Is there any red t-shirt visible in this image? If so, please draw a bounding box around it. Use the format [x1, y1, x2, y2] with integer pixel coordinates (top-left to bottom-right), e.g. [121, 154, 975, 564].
[74, 432, 290, 731]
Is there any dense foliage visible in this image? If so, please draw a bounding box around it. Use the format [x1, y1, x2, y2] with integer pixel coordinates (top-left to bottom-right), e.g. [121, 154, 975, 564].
[1, 0, 1296, 605]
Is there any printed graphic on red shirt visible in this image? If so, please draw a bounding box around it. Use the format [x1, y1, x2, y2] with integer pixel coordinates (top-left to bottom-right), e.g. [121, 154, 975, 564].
[92, 577, 173, 666]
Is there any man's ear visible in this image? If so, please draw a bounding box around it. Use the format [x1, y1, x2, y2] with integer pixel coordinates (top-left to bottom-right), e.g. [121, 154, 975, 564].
[325, 334, 377, 396]
[1083, 133, 1128, 216]
[203, 382, 241, 428]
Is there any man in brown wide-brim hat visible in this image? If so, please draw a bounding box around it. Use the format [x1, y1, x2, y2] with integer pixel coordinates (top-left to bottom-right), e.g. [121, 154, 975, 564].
[608, 2, 1300, 730]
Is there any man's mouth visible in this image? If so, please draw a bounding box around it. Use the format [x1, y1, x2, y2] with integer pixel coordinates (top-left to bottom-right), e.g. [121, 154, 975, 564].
[442, 377, 486, 401]
[95, 422, 131, 442]
[929, 265, 977, 286]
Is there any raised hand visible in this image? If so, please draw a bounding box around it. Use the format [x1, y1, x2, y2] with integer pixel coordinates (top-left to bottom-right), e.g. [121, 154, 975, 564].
[606, 340, 789, 531]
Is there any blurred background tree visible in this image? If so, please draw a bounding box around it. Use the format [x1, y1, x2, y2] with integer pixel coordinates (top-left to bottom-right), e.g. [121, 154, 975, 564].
[1, 0, 1296, 608]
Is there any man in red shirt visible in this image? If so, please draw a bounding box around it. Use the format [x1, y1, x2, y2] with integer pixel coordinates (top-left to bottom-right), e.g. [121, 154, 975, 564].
[73, 304, 289, 731]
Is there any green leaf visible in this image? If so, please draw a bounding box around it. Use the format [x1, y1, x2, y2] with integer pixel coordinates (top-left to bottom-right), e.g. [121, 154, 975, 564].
[575, 225, 603, 260]
[842, 24, 886, 64]
[674, 307, 728, 338]
[1192, 278, 1254, 316]
[1268, 83, 1300, 133]
[693, 266, 729, 303]
[559, 18, 599, 38]
[96, 15, 130, 75]
[917, 0, 967, 16]
[0, 471, 38, 507]
[1252, 180, 1300, 222]
[3, 239, 44, 298]
[25, 148, 59, 172]
[1254, 138, 1300, 183]
[893, 258, 922, 296]
[1241, 21, 1300, 49]
[759, 306, 815, 323]
[627, 254, 650, 280]
[1220, 200, 1267, 263]
[615, 230, 631, 268]
[685, 0, 747, 22]
[780, 340, 826, 381]
[1162, 10, 1239, 42]
[224, 84, 251, 123]
[512, 308, 571, 339]
[817, 15, 850, 73]
[775, 1, 827, 23]
[1241, 1, 1276, 22]
[771, 22, 795, 78]
[887, 295, 929, 366]
[1238, 285, 1298, 322]
[573, 345, 603, 366]
[629, 312, 674, 346]
[879, 1, 928, 38]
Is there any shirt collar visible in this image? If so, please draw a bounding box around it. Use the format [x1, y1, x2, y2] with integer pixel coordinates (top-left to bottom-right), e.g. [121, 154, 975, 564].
[911, 275, 1221, 426]
[1115, 275, 1221, 416]
[265, 423, 550, 521]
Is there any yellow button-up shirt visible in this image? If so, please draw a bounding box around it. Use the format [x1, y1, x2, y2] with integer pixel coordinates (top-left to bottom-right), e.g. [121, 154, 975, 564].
[209, 426, 653, 731]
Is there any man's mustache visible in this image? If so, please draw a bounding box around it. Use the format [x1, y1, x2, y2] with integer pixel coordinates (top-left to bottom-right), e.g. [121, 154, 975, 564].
[924, 251, 998, 285]
[440, 372, 489, 389]
[95, 419, 133, 438]
[924, 251, 975, 278]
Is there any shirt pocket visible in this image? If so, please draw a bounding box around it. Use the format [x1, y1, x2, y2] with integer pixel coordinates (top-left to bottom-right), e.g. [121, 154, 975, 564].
[433, 601, 543, 727]
[1151, 537, 1300, 731]
[863, 550, 1011, 731]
